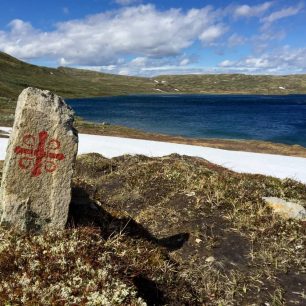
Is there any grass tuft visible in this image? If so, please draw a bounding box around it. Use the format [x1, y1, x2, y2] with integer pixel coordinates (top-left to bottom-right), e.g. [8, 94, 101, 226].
[0, 152, 305, 304]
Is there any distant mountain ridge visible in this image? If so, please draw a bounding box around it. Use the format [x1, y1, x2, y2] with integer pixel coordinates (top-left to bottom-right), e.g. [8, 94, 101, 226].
[1, 51, 306, 99]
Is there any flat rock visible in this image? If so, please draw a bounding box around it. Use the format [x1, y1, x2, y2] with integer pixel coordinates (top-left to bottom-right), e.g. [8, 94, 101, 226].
[263, 197, 306, 220]
[0, 87, 78, 232]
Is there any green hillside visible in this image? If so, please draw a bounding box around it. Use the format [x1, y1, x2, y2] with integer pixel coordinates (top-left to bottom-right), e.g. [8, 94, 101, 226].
[155, 73, 306, 95]
[0, 51, 155, 99]
[1, 51, 306, 100]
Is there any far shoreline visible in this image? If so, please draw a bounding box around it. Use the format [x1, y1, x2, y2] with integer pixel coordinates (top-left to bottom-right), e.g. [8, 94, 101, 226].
[66, 94, 306, 157]
[1, 118, 306, 158]
[66, 92, 306, 101]
[1, 94, 306, 158]
[75, 119, 306, 158]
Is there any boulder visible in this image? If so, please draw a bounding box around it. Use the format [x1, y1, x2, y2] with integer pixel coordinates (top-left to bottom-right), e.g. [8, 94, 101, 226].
[263, 197, 306, 220]
[0, 87, 78, 232]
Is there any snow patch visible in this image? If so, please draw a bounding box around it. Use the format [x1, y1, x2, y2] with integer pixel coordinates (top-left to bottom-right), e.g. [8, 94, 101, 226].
[0, 127, 11, 134]
[0, 128, 306, 184]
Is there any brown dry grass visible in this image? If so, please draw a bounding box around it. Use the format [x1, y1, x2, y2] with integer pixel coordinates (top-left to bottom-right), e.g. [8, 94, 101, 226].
[72, 153, 306, 305]
[0, 151, 305, 305]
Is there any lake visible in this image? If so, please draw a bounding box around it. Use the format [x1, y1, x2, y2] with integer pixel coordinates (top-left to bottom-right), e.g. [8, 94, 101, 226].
[67, 94, 306, 147]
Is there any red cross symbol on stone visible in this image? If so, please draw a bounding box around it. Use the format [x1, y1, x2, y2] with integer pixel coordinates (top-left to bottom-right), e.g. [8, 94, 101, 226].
[14, 131, 65, 177]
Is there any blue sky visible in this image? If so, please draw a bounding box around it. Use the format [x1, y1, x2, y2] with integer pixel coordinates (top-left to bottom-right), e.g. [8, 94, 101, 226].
[0, 0, 305, 76]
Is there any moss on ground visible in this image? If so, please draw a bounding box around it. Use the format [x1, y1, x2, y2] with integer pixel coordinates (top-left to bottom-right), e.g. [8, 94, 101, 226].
[73, 154, 306, 305]
[1, 154, 305, 305]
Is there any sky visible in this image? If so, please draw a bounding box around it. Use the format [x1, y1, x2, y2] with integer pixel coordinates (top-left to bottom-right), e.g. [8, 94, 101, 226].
[0, 0, 305, 76]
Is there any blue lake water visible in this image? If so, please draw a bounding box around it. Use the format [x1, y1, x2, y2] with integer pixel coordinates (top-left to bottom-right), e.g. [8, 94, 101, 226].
[67, 94, 306, 147]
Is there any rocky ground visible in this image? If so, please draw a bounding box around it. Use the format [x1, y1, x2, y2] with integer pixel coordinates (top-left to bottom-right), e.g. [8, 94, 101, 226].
[0, 154, 306, 305]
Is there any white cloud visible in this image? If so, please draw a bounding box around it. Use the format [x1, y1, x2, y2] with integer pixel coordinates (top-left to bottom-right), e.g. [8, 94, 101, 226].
[219, 59, 234, 67]
[73, 45, 306, 76]
[261, 3, 303, 24]
[78, 55, 202, 76]
[59, 57, 71, 66]
[199, 25, 226, 44]
[218, 47, 306, 74]
[0, 3, 304, 76]
[180, 58, 190, 66]
[0, 5, 223, 66]
[114, 0, 140, 5]
[7, 19, 35, 35]
[227, 34, 246, 47]
[250, 30, 286, 53]
[234, 2, 272, 18]
[130, 56, 147, 66]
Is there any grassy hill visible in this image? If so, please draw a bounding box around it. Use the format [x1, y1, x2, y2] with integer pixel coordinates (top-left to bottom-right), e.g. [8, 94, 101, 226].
[1, 51, 306, 100]
[155, 73, 306, 95]
[0, 51, 156, 99]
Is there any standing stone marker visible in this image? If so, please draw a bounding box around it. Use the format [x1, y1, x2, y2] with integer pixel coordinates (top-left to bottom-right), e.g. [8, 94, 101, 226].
[0, 87, 78, 232]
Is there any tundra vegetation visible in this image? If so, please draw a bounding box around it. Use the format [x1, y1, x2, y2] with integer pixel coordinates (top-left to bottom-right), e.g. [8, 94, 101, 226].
[0, 154, 305, 305]
[1, 51, 306, 101]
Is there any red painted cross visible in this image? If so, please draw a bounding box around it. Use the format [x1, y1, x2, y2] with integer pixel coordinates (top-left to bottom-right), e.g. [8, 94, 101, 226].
[14, 131, 65, 177]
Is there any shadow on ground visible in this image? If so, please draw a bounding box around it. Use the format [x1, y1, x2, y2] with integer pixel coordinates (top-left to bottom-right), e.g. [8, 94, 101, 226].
[68, 186, 190, 251]
[67, 186, 190, 305]
[66, 153, 306, 305]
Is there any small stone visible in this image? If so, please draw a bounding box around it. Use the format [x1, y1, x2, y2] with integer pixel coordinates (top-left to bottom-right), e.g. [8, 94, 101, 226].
[263, 197, 306, 220]
[195, 238, 202, 244]
[186, 191, 195, 197]
[205, 256, 215, 263]
[0, 87, 78, 232]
